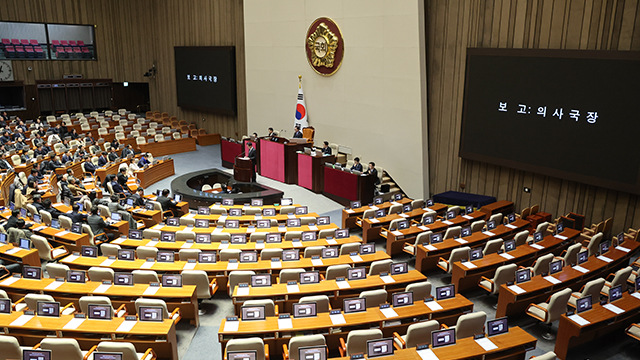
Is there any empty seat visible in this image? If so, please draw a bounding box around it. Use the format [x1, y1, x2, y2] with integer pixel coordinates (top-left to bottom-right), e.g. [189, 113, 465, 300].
[31, 234, 68, 261]
[479, 263, 517, 295]
[368, 259, 392, 276]
[526, 288, 572, 340]
[132, 270, 160, 284]
[260, 248, 283, 261]
[522, 253, 554, 277]
[298, 295, 331, 313]
[88, 267, 114, 282]
[303, 246, 325, 258]
[569, 278, 605, 308]
[406, 281, 432, 300]
[225, 338, 267, 360]
[0, 335, 31, 360]
[602, 266, 633, 296]
[220, 249, 241, 261]
[228, 270, 255, 296]
[134, 298, 180, 321]
[283, 334, 325, 360]
[403, 231, 432, 255]
[394, 320, 440, 348]
[339, 329, 383, 357]
[449, 311, 486, 339]
[471, 220, 485, 232]
[437, 246, 470, 273]
[79, 296, 125, 317]
[39, 338, 88, 360]
[101, 243, 121, 257]
[278, 269, 305, 283]
[46, 263, 70, 279]
[179, 248, 201, 261]
[136, 246, 158, 259]
[325, 264, 351, 280]
[96, 341, 157, 360]
[244, 299, 277, 316]
[483, 239, 503, 255]
[339, 242, 360, 256]
[443, 226, 462, 239]
[359, 289, 387, 308]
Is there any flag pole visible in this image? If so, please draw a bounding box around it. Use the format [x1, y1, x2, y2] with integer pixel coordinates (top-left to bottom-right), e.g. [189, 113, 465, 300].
[299, 75, 302, 89]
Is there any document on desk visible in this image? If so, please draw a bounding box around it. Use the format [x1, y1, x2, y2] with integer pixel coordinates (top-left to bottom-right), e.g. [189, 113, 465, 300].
[287, 214, 296, 219]
[278, 317, 293, 329]
[330, 313, 346, 325]
[56, 230, 70, 236]
[143, 286, 160, 295]
[34, 225, 47, 232]
[370, 206, 379, 211]
[380, 307, 398, 318]
[417, 348, 439, 360]
[63, 317, 86, 330]
[555, 235, 568, 240]
[311, 258, 324, 266]
[399, 213, 409, 218]
[223, 320, 239, 332]
[543, 276, 561, 285]
[505, 224, 518, 229]
[391, 230, 403, 237]
[140, 261, 154, 269]
[94, 283, 112, 293]
[370, 218, 380, 223]
[572, 265, 589, 274]
[112, 238, 125, 244]
[425, 245, 438, 251]
[255, 242, 265, 249]
[632, 292, 640, 300]
[227, 262, 238, 270]
[0, 276, 20, 286]
[183, 262, 196, 270]
[499, 253, 515, 260]
[308, 225, 318, 231]
[184, 213, 196, 219]
[455, 238, 468, 244]
[475, 337, 498, 351]
[271, 261, 282, 269]
[212, 228, 224, 234]
[152, 224, 164, 230]
[461, 261, 477, 269]
[418, 226, 430, 231]
[508, 285, 526, 294]
[45, 280, 65, 290]
[146, 241, 158, 247]
[603, 303, 625, 314]
[4, 248, 20, 255]
[100, 259, 116, 267]
[325, 239, 337, 245]
[10, 315, 33, 326]
[286, 284, 300, 293]
[181, 242, 193, 249]
[568, 314, 590, 326]
[482, 231, 495, 236]
[219, 215, 228, 221]
[616, 246, 631, 253]
[345, 209, 355, 214]
[597, 255, 613, 263]
[236, 287, 250, 296]
[63, 254, 79, 263]
[424, 300, 443, 311]
[529, 243, 544, 250]
[442, 220, 454, 225]
[116, 320, 138, 332]
[350, 255, 363, 262]
[336, 280, 351, 289]
[463, 215, 474, 220]
[218, 243, 229, 249]
[380, 275, 395, 284]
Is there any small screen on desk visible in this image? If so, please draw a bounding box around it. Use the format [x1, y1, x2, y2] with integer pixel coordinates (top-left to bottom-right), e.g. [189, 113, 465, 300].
[195, 219, 210, 228]
[71, 223, 82, 234]
[51, 219, 60, 229]
[487, 317, 508, 336]
[19, 238, 31, 250]
[256, 220, 271, 228]
[432, 329, 456, 348]
[0, 298, 10, 314]
[423, 214, 435, 225]
[373, 196, 383, 205]
[293, 303, 317, 318]
[390, 262, 408, 275]
[114, 273, 133, 286]
[157, 251, 174, 262]
[436, 284, 455, 301]
[430, 233, 443, 244]
[81, 245, 98, 257]
[227, 351, 257, 360]
[609, 284, 623, 302]
[37, 301, 60, 317]
[515, 269, 531, 284]
[397, 220, 409, 230]
[67, 270, 86, 283]
[533, 231, 543, 242]
[23, 350, 51, 360]
[266, 233, 281, 243]
[487, 220, 497, 230]
[198, 251, 216, 263]
[240, 251, 257, 262]
[129, 229, 142, 239]
[229, 208, 242, 217]
[162, 274, 182, 287]
[299, 346, 327, 360]
[347, 267, 366, 281]
[241, 305, 265, 320]
[507, 213, 516, 223]
[350, 201, 361, 209]
[295, 206, 308, 215]
[393, 193, 403, 201]
[230, 234, 246, 244]
[145, 203, 155, 211]
[166, 217, 179, 226]
[446, 210, 456, 220]
[160, 231, 176, 242]
[222, 198, 234, 206]
[556, 222, 565, 234]
[465, 205, 474, 214]
[367, 338, 394, 358]
[93, 352, 123, 360]
[174, 194, 182, 202]
[549, 260, 563, 275]
[360, 243, 375, 254]
[322, 247, 338, 258]
[461, 226, 471, 237]
[403, 204, 412, 212]
[600, 240, 611, 255]
[287, 218, 301, 227]
[33, 214, 41, 223]
[126, 198, 134, 206]
[110, 213, 121, 222]
[283, 249, 299, 261]
[281, 198, 293, 206]
[335, 229, 349, 239]
[504, 239, 516, 252]
[317, 216, 330, 225]
[118, 249, 135, 261]
[139, 306, 164, 322]
[197, 207, 210, 215]
[225, 220, 240, 228]
[375, 209, 387, 218]
[576, 295, 592, 314]
[250, 274, 271, 287]
[469, 247, 483, 260]
[251, 198, 263, 207]
[262, 208, 276, 217]
[392, 291, 413, 307]
[0, 233, 6, 244]
[195, 234, 211, 243]
[88, 304, 112, 320]
[299, 271, 319, 284]
[302, 231, 316, 241]
[343, 297, 366, 313]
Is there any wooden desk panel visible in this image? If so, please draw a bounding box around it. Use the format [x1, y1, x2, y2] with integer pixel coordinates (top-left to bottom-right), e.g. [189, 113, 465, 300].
[195, 133, 220, 146]
[360, 208, 434, 243]
[135, 159, 175, 189]
[479, 200, 514, 216]
[96, 159, 129, 183]
[323, 166, 376, 206]
[0, 243, 40, 267]
[187, 211, 320, 224]
[142, 222, 340, 236]
[297, 153, 335, 193]
[138, 137, 196, 157]
[31, 223, 91, 254]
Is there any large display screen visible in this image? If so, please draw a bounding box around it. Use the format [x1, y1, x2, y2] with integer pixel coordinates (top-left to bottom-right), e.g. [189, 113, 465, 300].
[174, 46, 237, 115]
[460, 48, 640, 194]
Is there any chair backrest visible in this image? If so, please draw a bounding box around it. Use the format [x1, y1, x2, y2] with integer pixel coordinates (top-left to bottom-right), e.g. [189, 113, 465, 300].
[411, 199, 424, 209]
[449, 246, 470, 263]
[179, 248, 201, 261]
[345, 329, 383, 356]
[134, 298, 171, 319]
[325, 264, 351, 280]
[298, 295, 331, 313]
[444, 226, 461, 239]
[98, 204, 111, 218]
[388, 204, 402, 214]
[40, 210, 52, 225]
[483, 239, 503, 255]
[530, 204, 540, 214]
[563, 242, 583, 265]
[362, 209, 376, 219]
[136, 136, 146, 145]
[225, 337, 266, 360]
[490, 263, 517, 294]
[181, 270, 212, 299]
[79, 295, 114, 314]
[285, 231, 303, 240]
[260, 248, 283, 261]
[531, 253, 554, 276]
[545, 288, 572, 323]
[489, 213, 503, 225]
[340, 242, 360, 256]
[521, 207, 531, 219]
[471, 220, 485, 233]
[132, 270, 159, 284]
[220, 248, 241, 261]
[405, 320, 440, 347]
[25, 293, 55, 309]
[359, 289, 387, 308]
[228, 270, 256, 296]
[287, 334, 326, 360]
[318, 229, 335, 239]
[455, 311, 487, 339]
[81, 224, 95, 245]
[59, 215, 72, 229]
[611, 267, 633, 291]
[46, 263, 70, 279]
[406, 281, 431, 300]
[580, 278, 606, 300]
[100, 243, 121, 257]
[30, 234, 54, 261]
[303, 246, 325, 258]
[244, 299, 276, 316]
[536, 221, 550, 234]
[587, 232, 604, 257]
[513, 230, 529, 246]
[279, 268, 305, 283]
[531, 352, 558, 360]
[40, 338, 83, 360]
[136, 246, 158, 259]
[0, 335, 22, 360]
[176, 230, 195, 242]
[368, 259, 392, 276]
[88, 267, 114, 282]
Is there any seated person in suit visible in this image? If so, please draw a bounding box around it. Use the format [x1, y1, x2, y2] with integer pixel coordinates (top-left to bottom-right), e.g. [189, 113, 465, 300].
[0, 154, 13, 170]
[108, 194, 127, 213]
[157, 189, 178, 217]
[50, 156, 63, 169]
[83, 156, 97, 174]
[68, 203, 87, 224]
[110, 138, 120, 151]
[74, 146, 87, 160]
[293, 125, 303, 138]
[12, 128, 25, 141]
[110, 177, 126, 195]
[97, 152, 109, 167]
[14, 138, 29, 152]
[34, 145, 48, 157]
[47, 131, 61, 145]
[0, 131, 11, 144]
[350, 157, 363, 172]
[27, 169, 41, 184]
[67, 177, 89, 202]
[117, 167, 128, 186]
[87, 207, 115, 242]
[129, 187, 146, 207]
[61, 150, 73, 164]
[66, 168, 79, 185]
[4, 209, 20, 230]
[138, 153, 151, 168]
[322, 141, 332, 155]
[121, 144, 135, 158]
[41, 198, 63, 220]
[268, 127, 275, 138]
[25, 183, 39, 204]
[364, 161, 380, 184]
[84, 133, 95, 146]
[108, 147, 120, 162]
[69, 128, 80, 140]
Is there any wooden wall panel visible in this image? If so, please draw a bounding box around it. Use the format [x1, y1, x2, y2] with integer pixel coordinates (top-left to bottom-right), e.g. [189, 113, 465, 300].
[0, 0, 246, 139]
[427, 0, 640, 232]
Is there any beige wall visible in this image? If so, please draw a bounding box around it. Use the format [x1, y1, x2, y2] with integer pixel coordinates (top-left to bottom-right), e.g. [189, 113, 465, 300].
[243, 0, 428, 198]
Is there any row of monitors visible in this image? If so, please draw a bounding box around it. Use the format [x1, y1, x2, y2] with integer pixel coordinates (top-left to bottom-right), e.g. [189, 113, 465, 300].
[24, 350, 122, 360]
[203, 197, 293, 207]
[162, 215, 329, 230]
[226, 318, 511, 360]
[196, 204, 305, 216]
[0, 234, 32, 250]
[18, 266, 184, 287]
[349, 193, 407, 209]
[127, 227, 344, 243]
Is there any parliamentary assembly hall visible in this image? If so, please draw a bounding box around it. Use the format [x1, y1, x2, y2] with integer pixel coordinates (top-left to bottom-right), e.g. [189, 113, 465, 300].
[0, 1, 639, 359]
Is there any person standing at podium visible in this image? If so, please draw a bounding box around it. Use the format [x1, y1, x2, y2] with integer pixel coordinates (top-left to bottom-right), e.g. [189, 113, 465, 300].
[247, 141, 257, 182]
[364, 162, 380, 184]
[293, 125, 303, 138]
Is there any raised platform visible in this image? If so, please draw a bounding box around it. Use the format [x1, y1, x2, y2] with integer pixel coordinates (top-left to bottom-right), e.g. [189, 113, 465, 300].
[171, 169, 284, 208]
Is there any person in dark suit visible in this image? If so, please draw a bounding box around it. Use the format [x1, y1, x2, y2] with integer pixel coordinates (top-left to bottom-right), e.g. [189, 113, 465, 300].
[0, 131, 11, 144]
[121, 144, 134, 158]
[157, 189, 177, 217]
[138, 154, 150, 168]
[293, 125, 303, 138]
[87, 207, 114, 242]
[97, 152, 108, 167]
[110, 177, 125, 195]
[83, 156, 97, 174]
[68, 204, 87, 224]
[108, 147, 120, 162]
[350, 157, 363, 172]
[4, 209, 20, 230]
[129, 187, 146, 207]
[117, 168, 128, 187]
[0, 155, 13, 171]
[41, 199, 63, 220]
[247, 142, 257, 182]
[321, 141, 332, 155]
[69, 128, 80, 140]
[61, 151, 73, 164]
[364, 162, 380, 185]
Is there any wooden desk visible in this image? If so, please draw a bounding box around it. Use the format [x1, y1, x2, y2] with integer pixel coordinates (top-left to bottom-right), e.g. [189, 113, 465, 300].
[360, 208, 439, 243]
[55, 161, 83, 179]
[323, 166, 376, 207]
[96, 158, 129, 183]
[383, 211, 487, 256]
[479, 200, 514, 216]
[0, 277, 201, 326]
[341, 198, 415, 229]
[221, 138, 243, 169]
[142, 222, 340, 236]
[329, 326, 536, 360]
[259, 138, 307, 184]
[415, 218, 531, 273]
[297, 153, 335, 193]
[0, 171, 15, 207]
[195, 133, 220, 146]
[218, 294, 474, 355]
[0, 243, 40, 267]
[496, 239, 640, 318]
[0, 311, 178, 360]
[138, 137, 196, 157]
[555, 291, 640, 359]
[134, 159, 175, 189]
[451, 228, 580, 292]
[31, 223, 91, 254]
[186, 211, 321, 225]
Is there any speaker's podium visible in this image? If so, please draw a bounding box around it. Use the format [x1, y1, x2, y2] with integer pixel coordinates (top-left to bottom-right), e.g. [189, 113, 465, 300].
[259, 137, 309, 184]
[234, 155, 253, 182]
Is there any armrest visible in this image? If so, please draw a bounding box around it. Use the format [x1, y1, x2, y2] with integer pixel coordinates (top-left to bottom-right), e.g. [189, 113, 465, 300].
[393, 332, 405, 349]
[437, 257, 447, 264]
[275, 304, 279, 315]
[12, 296, 25, 310]
[478, 276, 494, 292]
[169, 307, 181, 322]
[264, 344, 269, 360]
[339, 337, 347, 357]
[319, 274, 325, 281]
[115, 303, 128, 317]
[441, 324, 449, 329]
[51, 245, 68, 259]
[83, 345, 98, 360]
[61, 302, 76, 313]
[142, 347, 157, 360]
[606, 273, 615, 281]
[32, 343, 41, 349]
[209, 278, 218, 296]
[282, 344, 289, 360]
[528, 303, 549, 322]
[571, 293, 581, 299]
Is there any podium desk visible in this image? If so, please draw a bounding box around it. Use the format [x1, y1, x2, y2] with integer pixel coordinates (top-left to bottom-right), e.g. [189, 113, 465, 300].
[479, 200, 514, 216]
[415, 218, 530, 272]
[195, 133, 220, 146]
[323, 166, 376, 207]
[451, 228, 580, 292]
[233, 156, 253, 183]
[134, 159, 175, 188]
[138, 137, 196, 157]
[259, 138, 307, 184]
[496, 239, 640, 318]
[297, 153, 335, 193]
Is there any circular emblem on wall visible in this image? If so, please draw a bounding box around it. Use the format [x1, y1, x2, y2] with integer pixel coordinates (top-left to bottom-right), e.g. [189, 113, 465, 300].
[306, 17, 344, 76]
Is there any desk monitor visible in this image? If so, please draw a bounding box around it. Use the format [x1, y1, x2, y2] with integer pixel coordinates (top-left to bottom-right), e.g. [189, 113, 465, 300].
[256, 219, 271, 228]
[431, 329, 456, 348]
[19, 238, 31, 250]
[617, 232, 625, 246]
[118, 249, 135, 261]
[241, 305, 265, 320]
[317, 216, 330, 225]
[23, 266, 41, 280]
[506, 213, 516, 223]
[251, 274, 271, 287]
[266, 233, 281, 243]
[37, 301, 60, 317]
[70, 223, 82, 234]
[263, 208, 276, 217]
[533, 231, 544, 243]
[51, 218, 60, 229]
[195, 234, 211, 244]
[350, 201, 361, 209]
[0, 298, 11, 314]
[225, 219, 240, 229]
[197, 207, 210, 215]
[198, 251, 216, 263]
[375, 209, 387, 218]
[609, 284, 623, 303]
[600, 240, 611, 255]
[390, 262, 408, 275]
[139, 306, 164, 322]
[33, 214, 42, 224]
[515, 269, 531, 284]
[227, 351, 257, 360]
[229, 208, 242, 217]
[465, 205, 474, 215]
[160, 231, 176, 242]
[162, 274, 182, 287]
[299, 270, 320, 284]
[446, 210, 456, 220]
[576, 295, 592, 314]
[504, 239, 516, 252]
[373, 196, 383, 205]
[67, 270, 86, 283]
[230, 234, 246, 244]
[287, 218, 301, 228]
[299, 346, 327, 360]
[166, 217, 179, 226]
[487, 317, 508, 336]
[347, 267, 366, 280]
[240, 251, 258, 263]
[301, 231, 316, 241]
[20, 208, 27, 218]
[335, 229, 349, 239]
[322, 247, 338, 259]
[23, 350, 51, 360]
[128, 229, 142, 239]
[403, 204, 412, 213]
[549, 260, 563, 275]
[397, 220, 410, 230]
[293, 302, 317, 318]
[195, 219, 210, 228]
[0, 233, 6, 244]
[423, 214, 435, 225]
[157, 250, 175, 262]
[93, 352, 123, 360]
[367, 338, 394, 358]
[360, 243, 375, 254]
[578, 251, 589, 264]
[145, 202, 155, 211]
[392, 291, 413, 307]
[174, 194, 182, 203]
[469, 247, 483, 261]
[76, 202, 84, 212]
[126, 198, 134, 207]
[426, 199, 435, 207]
[282, 249, 299, 261]
[430, 233, 443, 244]
[436, 285, 455, 301]
[88, 304, 112, 320]
[281, 198, 293, 206]
[251, 198, 263, 207]
[343, 297, 366, 313]
[114, 272, 133, 286]
[556, 222, 565, 234]
[110, 212, 122, 222]
[295, 206, 308, 215]
[222, 198, 234, 206]
[393, 193, 403, 201]
[487, 220, 497, 230]
[461, 226, 471, 237]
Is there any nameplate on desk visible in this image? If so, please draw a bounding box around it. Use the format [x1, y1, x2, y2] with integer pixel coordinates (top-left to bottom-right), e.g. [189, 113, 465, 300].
[379, 305, 398, 318]
[278, 315, 293, 329]
[543, 276, 561, 285]
[597, 255, 613, 263]
[33, 225, 47, 232]
[398, 213, 409, 218]
[271, 259, 282, 269]
[425, 244, 438, 251]
[45, 280, 65, 290]
[56, 230, 70, 236]
[416, 348, 439, 360]
[181, 242, 193, 249]
[94, 282, 112, 293]
[572, 265, 589, 273]
[482, 231, 495, 236]
[336, 278, 350, 289]
[146, 240, 159, 247]
[508, 284, 526, 294]
[475, 337, 498, 351]
[345, 209, 355, 214]
[311, 258, 323, 266]
[554, 234, 568, 240]
[227, 262, 239, 270]
[499, 253, 515, 260]
[631, 292, 640, 300]
[616, 246, 631, 253]
[529, 243, 544, 250]
[292, 241, 302, 248]
[350, 254, 363, 262]
[462, 214, 474, 220]
[603, 303, 625, 314]
[286, 283, 300, 293]
[308, 225, 318, 231]
[183, 262, 196, 270]
[418, 226, 430, 231]
[101, 258, 116, 267]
